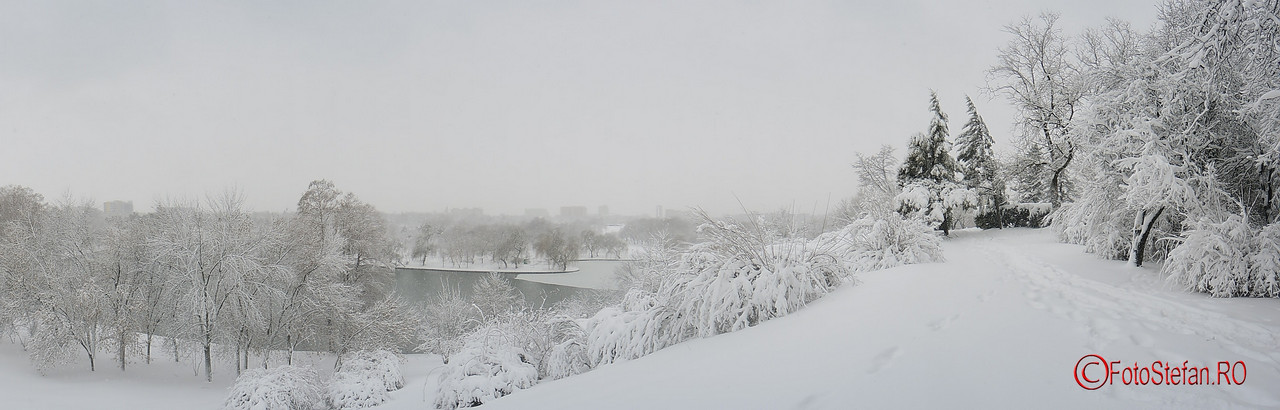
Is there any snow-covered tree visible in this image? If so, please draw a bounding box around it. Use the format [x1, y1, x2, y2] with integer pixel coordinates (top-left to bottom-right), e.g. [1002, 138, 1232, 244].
[472, 273, 521, 320]
[418, 288, 481, 360]
[988, 12, 1084, 206]
[149, 192, 286, 381]
[533, 228, 579, 270]
[292, 180, 414, 358]
[954, 96, 1007, 227]
[1043, 0, 1280, 291]
[838, 145, 901, 222]
[411, 222, 439, 265]
[895, 92, 975, 235]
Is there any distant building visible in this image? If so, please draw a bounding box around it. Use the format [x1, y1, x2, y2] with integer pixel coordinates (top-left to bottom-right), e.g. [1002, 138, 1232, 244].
[525, 208, 550, 218]
[103, 200, 134, 218]
[560, 206, 588, 218]
[656, 206, 663, 219]
[597, 205, 609, 217]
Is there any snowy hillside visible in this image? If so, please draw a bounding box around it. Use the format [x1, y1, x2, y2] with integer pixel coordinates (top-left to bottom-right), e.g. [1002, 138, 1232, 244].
[423, 228, 1279, 409]
[2, 228, 1276, 409]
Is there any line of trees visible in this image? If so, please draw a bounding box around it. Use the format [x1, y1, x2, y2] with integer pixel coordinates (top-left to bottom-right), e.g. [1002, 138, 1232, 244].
[0, 181, 418, 380]
[410, 218, 633, 271]
[990, 1, 1279, 297]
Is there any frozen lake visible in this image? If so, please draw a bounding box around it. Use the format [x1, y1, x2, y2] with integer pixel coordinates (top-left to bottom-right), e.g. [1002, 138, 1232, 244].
[394, 260, 627, 308]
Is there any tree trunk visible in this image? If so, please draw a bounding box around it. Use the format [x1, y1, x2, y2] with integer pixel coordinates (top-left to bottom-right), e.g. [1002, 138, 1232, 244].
[145, 332, 152, 364]
[1049, 144, 1075, 207]
[203, 334, 213, 382]
[1129, 207, 1165, 267]
[119, 329, 127, 371]
[941, 210, 952, 236]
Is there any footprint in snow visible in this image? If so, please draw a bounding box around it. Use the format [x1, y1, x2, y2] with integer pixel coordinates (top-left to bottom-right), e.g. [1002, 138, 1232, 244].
[868, 347, 903, 374]
[928, 314, 960, 331]
[1130, 333, 1155, 348]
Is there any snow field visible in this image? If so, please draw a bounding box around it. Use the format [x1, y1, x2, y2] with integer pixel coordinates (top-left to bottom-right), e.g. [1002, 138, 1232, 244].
[472, 228, 1280, 409]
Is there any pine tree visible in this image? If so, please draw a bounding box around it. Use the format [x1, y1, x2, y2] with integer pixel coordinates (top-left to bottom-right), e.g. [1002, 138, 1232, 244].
[898, 92, 957, 184]
[896, 91, 974, 235]
[954, 96, 1007, 227]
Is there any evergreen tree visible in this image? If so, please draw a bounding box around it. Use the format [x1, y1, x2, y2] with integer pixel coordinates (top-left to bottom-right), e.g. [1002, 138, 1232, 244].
[898, 92, 957, 184]
[954, 96, 1007, 227]
[896, 92, 975, 235]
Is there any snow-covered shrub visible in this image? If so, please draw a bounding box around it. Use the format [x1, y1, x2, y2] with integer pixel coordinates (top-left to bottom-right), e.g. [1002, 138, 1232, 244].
[337, 350, 404, 391]
[615, 235, 683, 293]
[326, 350, 404, 409]
[583, 288, 682, 366]
[326, 371, 390, 410]
[895, 180, 976, 234]
[667, 216, 850, 338]
[222, 365, 324, 410]
[1000, 202, 1051, 228]
[1053, 198, 1132, 260]
[820, 213, 943, 273]
[1249, 223, 1280, 298]
[435, 322, 540, 409]
[1164, 215, 1254, 297]
[538, 315, 591, 380]
[585, 211, 857, 366]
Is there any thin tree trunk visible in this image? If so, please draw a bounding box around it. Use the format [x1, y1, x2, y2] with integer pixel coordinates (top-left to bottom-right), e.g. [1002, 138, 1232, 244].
[1129, 207, 1165, 267]
[119, 328, 127, 371]
[203, 333, 213, 382]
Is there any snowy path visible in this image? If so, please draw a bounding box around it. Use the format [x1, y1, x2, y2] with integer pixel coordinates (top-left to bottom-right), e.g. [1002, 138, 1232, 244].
[474, 228, 1280, 409]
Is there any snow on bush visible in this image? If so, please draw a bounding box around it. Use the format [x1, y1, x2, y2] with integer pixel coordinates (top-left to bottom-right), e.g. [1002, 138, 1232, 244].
[326, 371, 390, 410]
[583, 289, 682, 366]
[328, 350, 405, 408]
[222, 365, 324, 410]
[434, 323, 540, 410]
[1164, 215, 1280, 298]
[584, 211, 858, 365]
[668, 235, 847, 337]
[819, 213, 944, 273]
[538, 315, 591, 380]
[894, 180, 976, 232]
[1250, 223, 1280, 298]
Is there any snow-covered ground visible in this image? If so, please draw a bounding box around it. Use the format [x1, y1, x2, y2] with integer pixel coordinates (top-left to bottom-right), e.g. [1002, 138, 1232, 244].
[466, 228, 1280, 409]
[3, 228, 1277, 409]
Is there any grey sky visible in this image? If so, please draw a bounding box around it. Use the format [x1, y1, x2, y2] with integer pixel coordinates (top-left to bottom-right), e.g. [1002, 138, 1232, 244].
[1, 0, 1157, 216]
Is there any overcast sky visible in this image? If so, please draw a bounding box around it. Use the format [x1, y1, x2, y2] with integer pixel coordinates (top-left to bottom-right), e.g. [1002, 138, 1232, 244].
[1, 0, 1159, 216]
